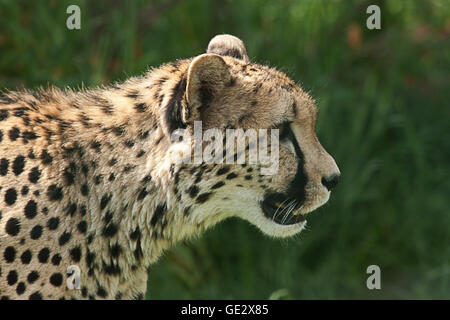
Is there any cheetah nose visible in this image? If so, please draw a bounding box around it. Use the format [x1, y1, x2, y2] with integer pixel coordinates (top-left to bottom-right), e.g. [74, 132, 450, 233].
[321, 173, 340, 191]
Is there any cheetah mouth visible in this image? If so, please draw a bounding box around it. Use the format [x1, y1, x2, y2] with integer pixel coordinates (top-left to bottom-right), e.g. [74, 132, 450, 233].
[261, 193, 306, 225]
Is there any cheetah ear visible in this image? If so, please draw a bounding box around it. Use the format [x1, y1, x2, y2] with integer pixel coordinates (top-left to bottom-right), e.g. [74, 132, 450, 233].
[184, 53, 231, 123]
[161, 54, 231, 136]
[207, 34, 249, 62]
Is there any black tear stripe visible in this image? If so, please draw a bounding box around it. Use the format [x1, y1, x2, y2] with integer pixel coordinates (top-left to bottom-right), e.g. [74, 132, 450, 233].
[285, 125, 307, 204]
[164, 75, 187, 134]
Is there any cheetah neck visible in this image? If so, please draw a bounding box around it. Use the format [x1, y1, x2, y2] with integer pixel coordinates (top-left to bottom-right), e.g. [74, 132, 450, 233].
[28, 61, 193, 279]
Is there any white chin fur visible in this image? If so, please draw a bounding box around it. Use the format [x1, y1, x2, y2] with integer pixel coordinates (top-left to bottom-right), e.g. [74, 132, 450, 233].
[254, 218, 307, 238]
[236, 205, 307, 238]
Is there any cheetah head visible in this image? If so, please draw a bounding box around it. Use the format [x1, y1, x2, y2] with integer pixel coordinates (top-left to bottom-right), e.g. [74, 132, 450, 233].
[162, 35, 340, 238]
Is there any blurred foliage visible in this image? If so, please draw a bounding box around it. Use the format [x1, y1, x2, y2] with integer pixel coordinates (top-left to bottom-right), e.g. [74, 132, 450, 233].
[0, 0, 449, 299]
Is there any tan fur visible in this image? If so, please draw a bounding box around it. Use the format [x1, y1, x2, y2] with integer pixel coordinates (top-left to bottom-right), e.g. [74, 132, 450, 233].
[0, 35, 339, 300]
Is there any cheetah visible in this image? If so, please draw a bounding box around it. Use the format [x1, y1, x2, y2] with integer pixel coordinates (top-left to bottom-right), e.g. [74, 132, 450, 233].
[0, 34, 340, 300]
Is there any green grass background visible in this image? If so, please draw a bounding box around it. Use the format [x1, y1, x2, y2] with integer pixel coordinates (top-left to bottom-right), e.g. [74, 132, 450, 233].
[0, 0, 449, 299]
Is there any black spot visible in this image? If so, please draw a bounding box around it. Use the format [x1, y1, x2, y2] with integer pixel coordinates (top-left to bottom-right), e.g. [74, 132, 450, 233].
[151, 203, 166, 227]
[40, 150, 53, 164]
[211, 181, 225, 189]
[108, 158, 117, 166]
[0, 130, 2, 142]
[0, 109, 9, 121]
[112, 126, 124, 136]
[65, 203, 77, 216]
[226, 172, 237, 179]
[69, 246, 82, 262]
[136, 150, 145, 158]
[47, 184, 63, 201]
[90, 140, 101, 152]
[126, 90, 139, 99]
[124, 140, 135, 148]
[196, 192, 213, 204]
[63, 168, 74, 185]
[133, 292, 144, 300]
[27, 271, 39, 284]
[137, 188, 148, 200]
[13, 107, 27, 118]
[100, 194, 111, 210]
[81, 287, 88, 298]
[164, 76, 187, 134]
[245, 175, 252, 180]
[188, 185, 199, 198]
[16, 282, 26, 295]
[123, 165, 134, 173]
[97, 286, 107, 298]
[4, 188, 17, 205]
[95, 174, 103, 185]
[216, 166, 230, 175]
[141, 174, 152, 184]
[86, 250, 95, 266]
[79, 184, 89, 196]
[0, 158, 9, 176]
[129, 227, 141, 241]
[47, 217, 59, 230]
[184, 206, 192, 216]
[135, 103, 147, 113]
[21, 250, 32, 264]
[9, 127, 20, 141]
[51, 253, 62, 266]
[30, 225, 43, 239]
[108, 173, 115, 181]
[109, 243, 122, 258]
[59, 232, 71, 245]
[7, 270, 18, 285]
[5, 217, 20, 235]
[102, 261, 121, 275]
[21, 185, 29, 195]
[77, 220, 87, 234]
[115, 292, 122, 300]
[81, 163, 88, 175]
[29, 292, 42, 300]
[4, 246, 16, 263]
[23, 200, 37, 220]
[37, 248, 50, 263]
[102, 223, 118, 238]
[28, 166, 41, 183]
[22, 131, 37, 140]
[33, 190, 40, 196]
[49, 273, 63, 287]
[138, 130, 150, 140]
